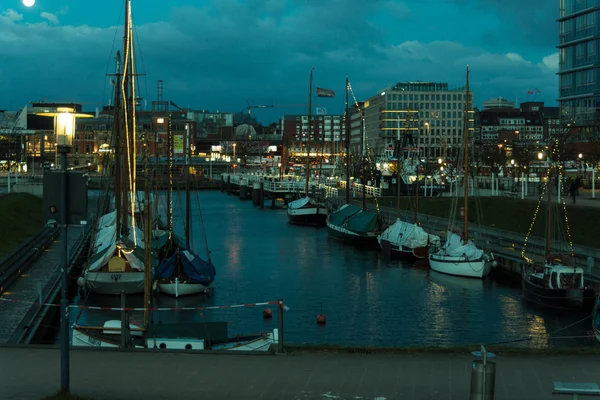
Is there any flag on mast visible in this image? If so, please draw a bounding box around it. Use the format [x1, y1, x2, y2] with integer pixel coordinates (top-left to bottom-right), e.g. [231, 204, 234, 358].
[316, 88, 335, 98]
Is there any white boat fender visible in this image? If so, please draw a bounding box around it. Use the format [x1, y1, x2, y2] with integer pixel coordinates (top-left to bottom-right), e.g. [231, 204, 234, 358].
[76, 277, 86, 288]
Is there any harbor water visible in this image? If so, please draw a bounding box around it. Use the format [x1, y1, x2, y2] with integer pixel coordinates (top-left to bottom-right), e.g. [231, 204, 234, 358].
[67, 190, 595, 349]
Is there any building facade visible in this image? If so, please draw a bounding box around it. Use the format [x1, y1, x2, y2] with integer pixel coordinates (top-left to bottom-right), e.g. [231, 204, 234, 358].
[558, 0, 600, 125]
[279, 113, 345, 157]
[351, 81, 474, 161]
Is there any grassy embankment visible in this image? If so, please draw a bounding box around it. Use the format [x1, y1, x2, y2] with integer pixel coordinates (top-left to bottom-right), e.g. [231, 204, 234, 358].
[363, 196, 599, 248]
[0, 193, 43, 258]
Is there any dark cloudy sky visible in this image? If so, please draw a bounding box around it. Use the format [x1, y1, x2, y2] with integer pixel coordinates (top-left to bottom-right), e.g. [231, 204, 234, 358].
[1, 0, 558, 123]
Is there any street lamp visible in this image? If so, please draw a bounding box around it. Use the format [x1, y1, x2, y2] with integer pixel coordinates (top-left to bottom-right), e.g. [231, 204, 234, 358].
[538, 152, 544, 160]
[578, 153, 583, 159]
[36, 106, 91, 394]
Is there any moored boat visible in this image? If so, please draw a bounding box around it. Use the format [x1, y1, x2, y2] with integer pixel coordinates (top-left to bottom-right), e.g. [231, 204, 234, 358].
[326, 204, 382, 248]
[378, 219, 440, 261]
[522, 256, 595, 311]
[287, 196, 328, 226]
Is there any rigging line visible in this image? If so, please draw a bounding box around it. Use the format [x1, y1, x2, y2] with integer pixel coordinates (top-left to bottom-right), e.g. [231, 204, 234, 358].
[132, 23, 149, 106]
[121, 8, 136, 246]
[102, 2, 124, 108]
[130, 15, 138, 242]
[348, 81, 380, 214]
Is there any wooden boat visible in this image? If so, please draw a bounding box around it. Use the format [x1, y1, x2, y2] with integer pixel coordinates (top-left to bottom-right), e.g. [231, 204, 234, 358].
[286, 68, 328, 226]
[522, 255, 595, 311]
[521, 138, 594, 311]
[428, 67, 493, 279]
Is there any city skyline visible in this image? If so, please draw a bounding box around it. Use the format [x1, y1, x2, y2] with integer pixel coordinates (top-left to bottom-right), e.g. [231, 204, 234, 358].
[1, 0, 558, 123]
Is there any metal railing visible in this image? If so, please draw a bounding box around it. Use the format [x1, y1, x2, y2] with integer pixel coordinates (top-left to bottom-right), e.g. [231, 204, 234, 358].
[15, 224, 93, 344]
[0, 226, 60, 295]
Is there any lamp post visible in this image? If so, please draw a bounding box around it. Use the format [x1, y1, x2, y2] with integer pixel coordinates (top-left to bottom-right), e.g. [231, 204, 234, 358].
[36, 106, 90, 394]
[55, 107, 74, 394]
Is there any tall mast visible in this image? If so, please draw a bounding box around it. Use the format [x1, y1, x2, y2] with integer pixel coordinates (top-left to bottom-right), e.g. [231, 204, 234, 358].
[409, 106, 419, 224]
[463, 66, 470, 243]
[344, 76, 351, 205]
[120, 0, 131, 236]
[396, 113, 401, 218]
[361, 104, 366, 211]
[545, 157, 552, 259]
[305, 68, 314, 195]
[113, 51, 122, 234]
[166, 114, 173, 231]
[143, 110, 152, 329]
[185, 120, 191, 248]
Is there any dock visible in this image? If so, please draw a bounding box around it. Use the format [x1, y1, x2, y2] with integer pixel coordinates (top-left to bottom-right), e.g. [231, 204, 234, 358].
[1, 346, 599, 399]
[0, 226, 90, 344]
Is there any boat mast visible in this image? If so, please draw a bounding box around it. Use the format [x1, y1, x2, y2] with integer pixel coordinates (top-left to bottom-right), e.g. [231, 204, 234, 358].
[409, 106, 419, 224]
[166, 113, 173, 231]
[396, 112, 401, 218]
[113, 51, 123, 234]
[305, 68, 314, 196]
[185, 119, 191, 248]
[344, 76, 351, 205]
[462, 66, 470, 243]
[545, 157, 552, 260]
[120, 0, 132, 237]
[361, 104, 366, 210]
[143, 106, 152, 330]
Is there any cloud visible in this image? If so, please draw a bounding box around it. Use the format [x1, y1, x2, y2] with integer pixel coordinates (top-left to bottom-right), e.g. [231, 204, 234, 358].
[40, 12, 59, 25]
[1, 9, 23, 22]
[0, 0, 559, 119]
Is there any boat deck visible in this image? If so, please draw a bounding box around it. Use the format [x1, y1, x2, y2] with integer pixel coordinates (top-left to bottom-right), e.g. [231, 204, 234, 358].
[1, 347, 599, 399]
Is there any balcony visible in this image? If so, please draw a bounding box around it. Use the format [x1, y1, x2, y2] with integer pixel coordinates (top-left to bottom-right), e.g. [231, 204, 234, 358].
[559, 2, 600, 21]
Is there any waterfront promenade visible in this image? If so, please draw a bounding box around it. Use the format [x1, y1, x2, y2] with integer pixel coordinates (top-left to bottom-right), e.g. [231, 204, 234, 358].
[1, 347, 599, 399]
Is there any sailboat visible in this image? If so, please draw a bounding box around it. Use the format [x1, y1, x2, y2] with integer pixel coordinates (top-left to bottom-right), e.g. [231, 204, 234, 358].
[521, 139, 595, 310]
[287, 68, 329, 226]
[77, 7, 149, 295]
[155, 113, 216, 297]
[428, 67, 493, 279]
[73, 1, 276, 351]
[378, 106, 441, 260]
[326, 77, 383, 247]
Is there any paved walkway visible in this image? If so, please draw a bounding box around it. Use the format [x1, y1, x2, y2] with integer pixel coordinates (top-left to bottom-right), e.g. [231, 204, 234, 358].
[1, 347, 599, 399]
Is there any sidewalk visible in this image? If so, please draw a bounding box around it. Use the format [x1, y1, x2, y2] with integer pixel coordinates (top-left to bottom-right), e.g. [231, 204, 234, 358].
[1, 347, 599, 399]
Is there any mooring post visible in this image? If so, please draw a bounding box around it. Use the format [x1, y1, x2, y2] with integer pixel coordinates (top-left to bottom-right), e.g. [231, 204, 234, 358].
[277, 299, 284, 354]
[260, 181, 265, 209]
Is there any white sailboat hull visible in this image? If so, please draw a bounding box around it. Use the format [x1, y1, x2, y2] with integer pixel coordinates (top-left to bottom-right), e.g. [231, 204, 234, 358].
[429, 254, 491, 279]
[83, 271, 145, 295]
[158, 280, 212, 297]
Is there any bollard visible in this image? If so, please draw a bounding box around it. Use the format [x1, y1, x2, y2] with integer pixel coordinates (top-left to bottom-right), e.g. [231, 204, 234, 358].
[470, 346, 496, 400]
[259, 182, 265, 209]
[252, 182, 261, 206]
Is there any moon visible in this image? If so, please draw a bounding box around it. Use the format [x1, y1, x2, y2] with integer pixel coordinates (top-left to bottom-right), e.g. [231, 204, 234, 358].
[22, 0, 35, 7]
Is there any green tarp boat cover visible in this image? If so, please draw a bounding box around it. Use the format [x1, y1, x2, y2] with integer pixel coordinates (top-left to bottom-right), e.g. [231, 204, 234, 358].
[328, 204, 379, 234]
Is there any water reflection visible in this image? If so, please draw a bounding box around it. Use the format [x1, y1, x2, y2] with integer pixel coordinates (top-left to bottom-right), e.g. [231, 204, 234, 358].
[66, 191, 592, 349]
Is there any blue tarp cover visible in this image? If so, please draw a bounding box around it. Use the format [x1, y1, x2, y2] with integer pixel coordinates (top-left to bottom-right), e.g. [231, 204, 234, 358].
[155, 250, 216, 285]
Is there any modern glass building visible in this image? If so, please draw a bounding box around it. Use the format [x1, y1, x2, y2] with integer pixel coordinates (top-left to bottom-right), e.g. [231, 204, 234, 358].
[558, 0, 600, 125]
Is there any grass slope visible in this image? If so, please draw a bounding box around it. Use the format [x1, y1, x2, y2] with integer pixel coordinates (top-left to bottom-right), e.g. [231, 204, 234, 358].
[367, 197, 599, 248]
[0, 193, 43, 258]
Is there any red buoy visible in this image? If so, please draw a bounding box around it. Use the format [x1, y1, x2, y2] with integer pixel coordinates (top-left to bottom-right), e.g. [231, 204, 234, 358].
[316, 314, 326, 324]
[263, 308, 273, 319]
